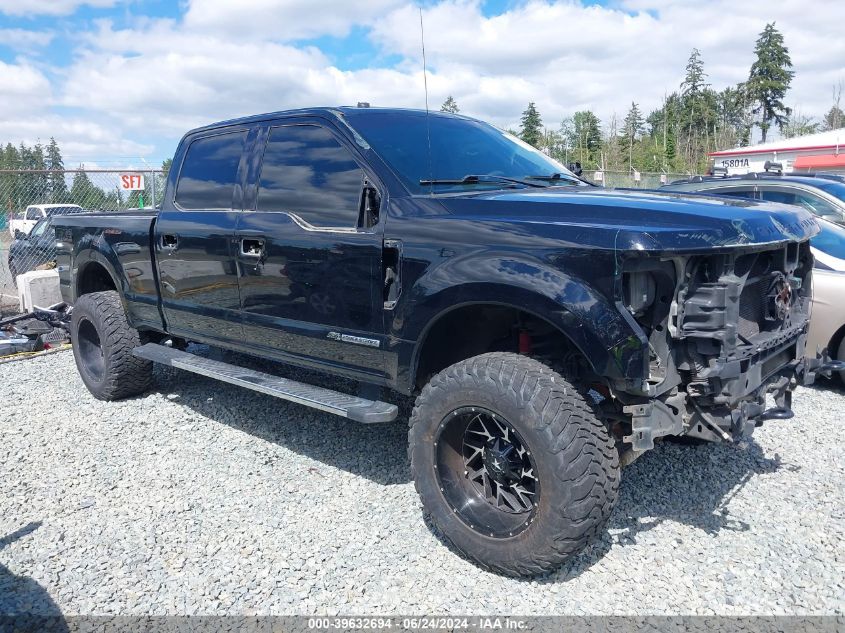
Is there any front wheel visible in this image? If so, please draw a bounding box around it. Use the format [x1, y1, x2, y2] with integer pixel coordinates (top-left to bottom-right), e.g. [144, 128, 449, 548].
[408, 352, 619, 576]
[70, 290, 152, 400]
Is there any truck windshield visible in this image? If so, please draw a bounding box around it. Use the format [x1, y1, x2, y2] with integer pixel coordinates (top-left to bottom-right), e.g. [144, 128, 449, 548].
[347, 112, 582, 195]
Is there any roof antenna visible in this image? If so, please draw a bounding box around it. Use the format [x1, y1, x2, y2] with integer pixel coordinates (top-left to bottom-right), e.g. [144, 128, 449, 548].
[419, 6, 434, 195]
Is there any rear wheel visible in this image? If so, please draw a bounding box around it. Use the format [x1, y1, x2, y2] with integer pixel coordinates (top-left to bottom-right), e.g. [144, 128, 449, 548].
[70, 291, 152, 400]
[409, 352, 619, 576]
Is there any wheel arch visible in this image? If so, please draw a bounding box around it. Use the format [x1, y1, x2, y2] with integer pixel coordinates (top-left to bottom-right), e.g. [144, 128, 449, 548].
[401, 276, 642, 392]
[74, 257, 121, 301]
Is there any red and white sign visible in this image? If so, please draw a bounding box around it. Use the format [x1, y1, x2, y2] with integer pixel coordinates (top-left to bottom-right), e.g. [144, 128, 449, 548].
[120, 173, 145, 191]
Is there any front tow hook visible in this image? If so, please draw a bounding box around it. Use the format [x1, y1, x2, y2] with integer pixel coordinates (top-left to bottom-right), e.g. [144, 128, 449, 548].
[819, 359, 845, 375]
[759, 406, 794, 422]
[756, 390, 793, 427]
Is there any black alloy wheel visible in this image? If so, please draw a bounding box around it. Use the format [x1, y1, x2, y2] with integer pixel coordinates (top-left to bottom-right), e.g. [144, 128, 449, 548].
[435, 407, 539, 538]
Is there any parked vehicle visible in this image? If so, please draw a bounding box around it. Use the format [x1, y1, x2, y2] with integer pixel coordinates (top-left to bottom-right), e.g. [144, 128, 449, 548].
[9, 204, 84, 237]
[806, 220, 845, 383]
[7, 216, 61, 280]
[661, 172, 845, 225]
[53, 107, 839, 576]
[663, 176, 845, 383]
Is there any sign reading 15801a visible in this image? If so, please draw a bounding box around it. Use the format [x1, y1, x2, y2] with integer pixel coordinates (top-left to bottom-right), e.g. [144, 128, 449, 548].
[120, 173, 145, 191]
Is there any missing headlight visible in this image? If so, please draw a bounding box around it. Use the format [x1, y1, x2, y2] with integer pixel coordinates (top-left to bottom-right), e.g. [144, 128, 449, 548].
[623, 271, 656, 317]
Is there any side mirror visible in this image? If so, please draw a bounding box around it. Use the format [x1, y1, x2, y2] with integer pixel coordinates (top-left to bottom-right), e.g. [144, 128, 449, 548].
[13, 229, 25, 240]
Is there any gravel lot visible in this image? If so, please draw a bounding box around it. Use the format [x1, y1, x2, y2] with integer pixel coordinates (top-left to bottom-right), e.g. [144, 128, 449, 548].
[1, 347, 844, 616]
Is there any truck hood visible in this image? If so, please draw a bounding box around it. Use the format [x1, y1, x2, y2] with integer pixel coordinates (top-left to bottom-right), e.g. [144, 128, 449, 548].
[437, 187, 819, 251]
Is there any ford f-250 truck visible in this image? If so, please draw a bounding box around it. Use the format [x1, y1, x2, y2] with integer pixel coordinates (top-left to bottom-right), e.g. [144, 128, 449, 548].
[53, 106, 840, 576]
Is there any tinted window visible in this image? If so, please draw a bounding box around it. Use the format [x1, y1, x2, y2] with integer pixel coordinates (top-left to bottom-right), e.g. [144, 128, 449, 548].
[759, 189, 841, 220]
[710, 187, 757, 199]
[257, 125, 364, 228]
[176, 131, 246, 209]
[30, 218, 49, 237]
[26, 207, 41, 220]
[348, 113, 583, 194]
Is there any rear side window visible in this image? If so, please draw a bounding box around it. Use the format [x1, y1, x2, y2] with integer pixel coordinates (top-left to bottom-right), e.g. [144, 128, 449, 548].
[257, 124, 364, 228]
[759, 189, 841, 220]
[710, 187, 757, 200]
[175, 131, 246, 209]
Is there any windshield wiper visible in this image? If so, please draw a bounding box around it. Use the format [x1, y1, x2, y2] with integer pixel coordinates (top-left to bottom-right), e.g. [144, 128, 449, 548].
[419, 174, 547, 188]
[525, 173, 595, 186]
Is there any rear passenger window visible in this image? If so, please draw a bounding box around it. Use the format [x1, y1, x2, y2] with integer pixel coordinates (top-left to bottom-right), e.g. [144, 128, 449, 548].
[715, 188, 757, 200]
[760, 189, 840, 219]
[257, 124, 365, 228]
[175, 131, 246, 209]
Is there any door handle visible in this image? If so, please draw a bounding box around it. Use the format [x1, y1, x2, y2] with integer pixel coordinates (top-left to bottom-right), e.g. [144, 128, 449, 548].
[161, 234, 179, 250]
[240, 238, 265, 258]
[383, 239, 402, 310]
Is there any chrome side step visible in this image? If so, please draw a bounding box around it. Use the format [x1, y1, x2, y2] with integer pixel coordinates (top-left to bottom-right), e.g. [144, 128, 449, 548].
[132, 343, 398, 423]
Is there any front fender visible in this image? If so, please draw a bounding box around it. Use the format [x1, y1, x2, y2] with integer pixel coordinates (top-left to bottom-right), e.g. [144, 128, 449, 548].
[392, 251, 648, 391]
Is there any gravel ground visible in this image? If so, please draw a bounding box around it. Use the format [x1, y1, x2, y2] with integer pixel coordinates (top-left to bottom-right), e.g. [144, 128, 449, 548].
[1, 347, 844, 616]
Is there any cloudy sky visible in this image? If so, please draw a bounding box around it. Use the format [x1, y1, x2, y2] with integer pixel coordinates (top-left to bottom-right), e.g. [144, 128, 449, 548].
[0, 0, 843, 168]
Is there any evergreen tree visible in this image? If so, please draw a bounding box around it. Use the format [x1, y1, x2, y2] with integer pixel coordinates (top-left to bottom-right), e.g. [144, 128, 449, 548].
[46, 137, 68, 202]
[519, 102, 543, 148]
[1, 143, 22, 215]
[682, 49, 707, 96]
[823, 105, 844, 131]
[440, 96, 460, 114]
[70, 169, 106, 209]
[622, 102, 644, 170]
[32, 141, 48, 203]
[746, 22, 794, 142]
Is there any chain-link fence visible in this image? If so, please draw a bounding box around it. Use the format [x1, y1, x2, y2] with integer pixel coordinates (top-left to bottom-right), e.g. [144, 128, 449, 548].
[585, 170, 690, 188]
[1, 169, 165, 315]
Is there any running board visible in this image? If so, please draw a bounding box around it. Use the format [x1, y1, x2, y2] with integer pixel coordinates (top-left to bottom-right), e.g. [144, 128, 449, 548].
[132, 343, 398, 423]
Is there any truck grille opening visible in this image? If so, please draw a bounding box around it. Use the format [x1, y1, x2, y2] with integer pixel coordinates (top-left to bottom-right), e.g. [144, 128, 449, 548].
[738, 277, 766, 339]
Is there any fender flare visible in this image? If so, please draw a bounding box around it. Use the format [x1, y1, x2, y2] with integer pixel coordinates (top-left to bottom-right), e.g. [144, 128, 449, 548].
[395, 253, 648, 390]
[72, 237, 126, 302]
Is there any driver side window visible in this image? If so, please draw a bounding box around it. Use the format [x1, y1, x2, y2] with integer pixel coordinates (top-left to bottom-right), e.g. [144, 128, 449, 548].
[26, 207, 41, 221]
[30, 219, 48, 237]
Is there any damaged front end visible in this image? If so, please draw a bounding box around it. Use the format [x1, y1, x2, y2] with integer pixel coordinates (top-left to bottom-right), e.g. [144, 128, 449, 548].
[611, 239, 842, 457]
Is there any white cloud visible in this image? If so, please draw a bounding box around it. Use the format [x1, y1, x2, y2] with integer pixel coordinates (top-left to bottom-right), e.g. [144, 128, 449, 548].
[183, 0, 405, 40]
[0, 60, 52, 116]
[0, 28, 55, 51]
[371, 0, 845, 130]
[3, 0, 844, 162]
[0, 0, 116, 16]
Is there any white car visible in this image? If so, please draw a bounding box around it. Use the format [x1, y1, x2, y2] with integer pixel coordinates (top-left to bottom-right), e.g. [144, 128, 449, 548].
[807, 218, 845, 382]
[9, 204, 83, 237]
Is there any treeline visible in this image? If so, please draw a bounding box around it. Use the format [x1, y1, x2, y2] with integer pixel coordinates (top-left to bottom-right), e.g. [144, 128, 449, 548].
[442, 23, 844, 174]
[1, 138, 171, 212]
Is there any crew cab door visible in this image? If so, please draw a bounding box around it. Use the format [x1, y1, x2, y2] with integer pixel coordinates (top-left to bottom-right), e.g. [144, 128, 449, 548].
[155, 127, 251, 342]
[236, 118, 386, 381]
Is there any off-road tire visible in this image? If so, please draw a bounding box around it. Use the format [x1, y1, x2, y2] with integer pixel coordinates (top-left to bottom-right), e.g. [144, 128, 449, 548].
[408, 352, 619, 576]
[70, 290, 152, 400]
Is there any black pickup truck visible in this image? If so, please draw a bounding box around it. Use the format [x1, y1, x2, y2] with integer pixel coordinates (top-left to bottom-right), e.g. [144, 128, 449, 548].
[54, 106, 836, 576]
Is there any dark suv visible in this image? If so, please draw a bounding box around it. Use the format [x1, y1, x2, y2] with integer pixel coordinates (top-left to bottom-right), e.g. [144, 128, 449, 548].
[661, 172, 845, 225]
